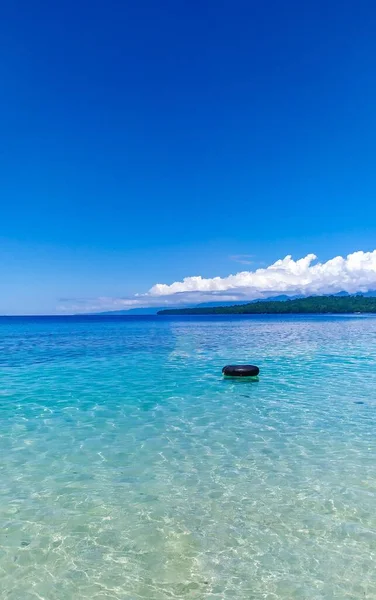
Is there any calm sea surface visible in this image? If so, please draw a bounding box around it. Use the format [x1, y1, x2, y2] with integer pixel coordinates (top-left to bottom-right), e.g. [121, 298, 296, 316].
[0, 315, 376, 599]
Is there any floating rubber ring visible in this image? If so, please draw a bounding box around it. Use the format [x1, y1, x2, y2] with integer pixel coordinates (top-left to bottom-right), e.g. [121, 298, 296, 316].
[222, 364, 259, 377]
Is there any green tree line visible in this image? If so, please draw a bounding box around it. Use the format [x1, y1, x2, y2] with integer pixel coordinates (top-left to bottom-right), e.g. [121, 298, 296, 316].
[158, 295, 376, 315]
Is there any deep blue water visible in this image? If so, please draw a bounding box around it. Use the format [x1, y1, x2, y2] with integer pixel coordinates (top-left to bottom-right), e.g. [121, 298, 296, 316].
[1, 315, 376, 599]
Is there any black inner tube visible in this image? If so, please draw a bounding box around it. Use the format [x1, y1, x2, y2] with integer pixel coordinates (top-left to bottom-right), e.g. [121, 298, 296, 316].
[222, 364, 259, 377]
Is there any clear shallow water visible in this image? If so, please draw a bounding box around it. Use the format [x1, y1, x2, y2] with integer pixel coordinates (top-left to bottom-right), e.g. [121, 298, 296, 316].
[0, 315, 376, 600]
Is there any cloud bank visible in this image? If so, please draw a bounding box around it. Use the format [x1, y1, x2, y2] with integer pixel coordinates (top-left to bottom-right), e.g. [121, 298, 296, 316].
[60, 250, 376, 313]
[149, 250, 376, 298]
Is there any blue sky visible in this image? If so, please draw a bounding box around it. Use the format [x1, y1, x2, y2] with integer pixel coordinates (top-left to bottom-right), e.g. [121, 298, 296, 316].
[2, 0, 376, 314]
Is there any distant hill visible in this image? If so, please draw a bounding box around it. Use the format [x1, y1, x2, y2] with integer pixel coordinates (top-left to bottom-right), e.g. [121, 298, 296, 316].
[158, 295, 376, 315]
[94, 291, 376, 315]
[95, 295, 303, 315]
[96, 305, 195, 315]
[360, 291, 376, 297]
[95, 297, 292, 315]
[97, 307, 167, 315]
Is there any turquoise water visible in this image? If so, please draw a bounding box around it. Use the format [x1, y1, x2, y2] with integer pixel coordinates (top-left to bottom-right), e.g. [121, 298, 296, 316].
[1, 315, 376, 600]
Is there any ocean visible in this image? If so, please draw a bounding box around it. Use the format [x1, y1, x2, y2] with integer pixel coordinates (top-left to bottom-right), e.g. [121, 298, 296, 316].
[0, 315, 375, 599]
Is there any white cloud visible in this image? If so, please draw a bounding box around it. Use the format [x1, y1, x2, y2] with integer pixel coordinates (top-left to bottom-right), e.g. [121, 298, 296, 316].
[60, 250, 376, 313]
[148, 250, 376, 298]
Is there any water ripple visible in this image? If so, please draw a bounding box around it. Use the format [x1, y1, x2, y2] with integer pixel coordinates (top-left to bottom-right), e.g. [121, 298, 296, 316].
[0, 316, 376, 599]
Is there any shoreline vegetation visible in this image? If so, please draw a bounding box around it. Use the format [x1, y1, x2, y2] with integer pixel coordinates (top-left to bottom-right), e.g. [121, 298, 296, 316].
[158, 295, 376, 315]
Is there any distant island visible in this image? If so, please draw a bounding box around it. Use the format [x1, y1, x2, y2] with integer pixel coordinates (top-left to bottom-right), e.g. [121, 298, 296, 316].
[158, 295, 376, 315]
